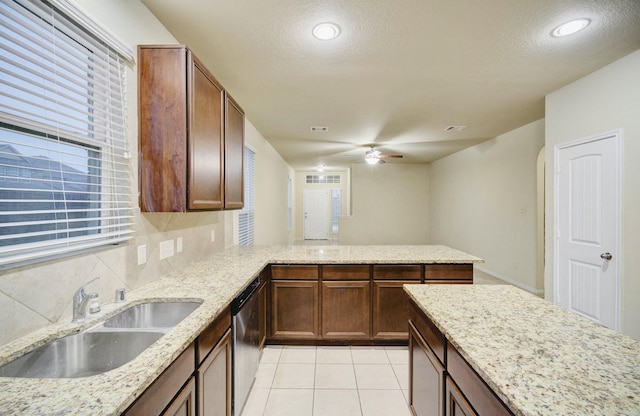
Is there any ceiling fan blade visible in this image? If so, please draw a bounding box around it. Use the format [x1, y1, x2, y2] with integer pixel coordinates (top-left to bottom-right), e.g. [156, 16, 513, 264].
[378, 154, 403, 159]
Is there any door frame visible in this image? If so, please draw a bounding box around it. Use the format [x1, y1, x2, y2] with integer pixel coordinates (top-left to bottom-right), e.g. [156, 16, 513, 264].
[553, 129, 622, 330]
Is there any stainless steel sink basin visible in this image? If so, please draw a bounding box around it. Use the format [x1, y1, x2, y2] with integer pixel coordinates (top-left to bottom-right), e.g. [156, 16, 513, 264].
[102, 301, 201, 329]
[0, 331, 164, 378]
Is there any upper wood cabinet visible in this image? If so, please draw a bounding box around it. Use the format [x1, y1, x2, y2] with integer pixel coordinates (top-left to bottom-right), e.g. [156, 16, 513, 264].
[224, 94, 244, 210]
[138, 45, 244, 212]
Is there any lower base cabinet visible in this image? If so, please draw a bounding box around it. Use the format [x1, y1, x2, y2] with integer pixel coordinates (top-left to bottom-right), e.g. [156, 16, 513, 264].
[409, 299, 512, 416]
[124, 307, 232, 416]
[321, 280, 370, 339]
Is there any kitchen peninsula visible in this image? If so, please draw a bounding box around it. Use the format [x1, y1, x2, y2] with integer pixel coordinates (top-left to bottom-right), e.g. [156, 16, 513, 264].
[405, 284, 640, 416]
[0, 245, 480, 415]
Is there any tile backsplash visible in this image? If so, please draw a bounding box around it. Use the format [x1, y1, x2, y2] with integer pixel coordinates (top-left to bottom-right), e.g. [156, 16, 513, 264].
[0, 210, 230, 347]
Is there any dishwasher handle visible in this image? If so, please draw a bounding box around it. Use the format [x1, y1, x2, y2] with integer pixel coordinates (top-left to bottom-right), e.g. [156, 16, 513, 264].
[231, 275, 260, 314]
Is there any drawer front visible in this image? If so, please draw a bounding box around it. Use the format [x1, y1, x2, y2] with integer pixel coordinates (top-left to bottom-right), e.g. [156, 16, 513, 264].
[425, 264, 473, 280]
[409, 300, 445, 364]
[373, 265, 421, 280]
[447, 344, 513, 416]
[271, 265, 319, 280]
[197, 305, 231, 365]
[322, 265, 370, 280]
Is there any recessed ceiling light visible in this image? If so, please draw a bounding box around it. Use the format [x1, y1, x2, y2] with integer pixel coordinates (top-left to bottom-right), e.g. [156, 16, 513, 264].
[312, 23, 341, 40]
[551, 18, 591, 37]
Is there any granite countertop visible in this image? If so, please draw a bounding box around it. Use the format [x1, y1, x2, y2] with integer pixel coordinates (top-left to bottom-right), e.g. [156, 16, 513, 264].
[0, 244, 481, 415]
[404, 284, 640, 416]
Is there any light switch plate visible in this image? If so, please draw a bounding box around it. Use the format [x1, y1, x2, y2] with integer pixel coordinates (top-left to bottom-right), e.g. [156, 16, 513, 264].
[210, 229, 215, 242]
[159, 240, 174, 260]
[176, 237, 183, 253]
[137, 245, 147, 265]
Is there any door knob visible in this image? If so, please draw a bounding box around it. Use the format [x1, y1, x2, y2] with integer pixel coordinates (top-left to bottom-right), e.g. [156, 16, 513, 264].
[600, 252, 613, 260]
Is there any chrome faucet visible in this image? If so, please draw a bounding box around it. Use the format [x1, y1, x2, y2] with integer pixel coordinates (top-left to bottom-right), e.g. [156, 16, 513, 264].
[72, 277, 100, 323]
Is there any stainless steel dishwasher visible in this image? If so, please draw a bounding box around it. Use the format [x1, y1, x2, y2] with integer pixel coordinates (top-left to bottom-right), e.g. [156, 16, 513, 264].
[231, 275, 261, 416]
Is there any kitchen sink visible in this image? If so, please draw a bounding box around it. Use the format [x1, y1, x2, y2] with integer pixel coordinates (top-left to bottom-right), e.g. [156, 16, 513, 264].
[0, 330, 164, 378]
[102, 301, 202, 330]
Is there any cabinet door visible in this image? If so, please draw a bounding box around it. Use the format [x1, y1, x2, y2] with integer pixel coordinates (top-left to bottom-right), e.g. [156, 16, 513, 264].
[271, 280, 319, 339]
[198, 329, 232, 416]
[138, 46, 188, 212]
[164, 377, 197, 416]
[258, 280, 267, 349]
[373, 281, 413, 340]
[188, 54, 224, 210]
[322, 281, 370, 339]
[224, 94, 244, 209]
[409, 322, 444, 416]
[445, 376, 477, 416]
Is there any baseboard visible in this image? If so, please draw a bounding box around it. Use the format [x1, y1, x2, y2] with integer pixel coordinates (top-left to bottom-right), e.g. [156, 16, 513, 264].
[474, 265, 544, 297]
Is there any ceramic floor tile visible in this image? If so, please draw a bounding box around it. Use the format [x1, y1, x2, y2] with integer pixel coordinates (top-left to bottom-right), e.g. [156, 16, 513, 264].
[260, 346, 283, 364]
[272, 363, 315, 389]
[240, 388, 270, 416]
[316, 346, 353, 364]
[392, 364, 409, 390]
[263, 389, 314, 416]
[354, 364, 401, 390]
[253, 363, 277, 389]
[358, 389, 412, 416]
[351, 346, 390, 364]
[279, 346, 317, 363]
[385, 347, 409, 364]
[313, 389, 363, 416]
[315, 364, 357, 389]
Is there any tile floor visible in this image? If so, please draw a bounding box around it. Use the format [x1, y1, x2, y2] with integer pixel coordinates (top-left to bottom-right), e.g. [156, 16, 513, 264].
[240, 345, 411, 416]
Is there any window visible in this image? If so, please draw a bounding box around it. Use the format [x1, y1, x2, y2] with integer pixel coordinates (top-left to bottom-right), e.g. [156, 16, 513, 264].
[305, 174, 341, 184]
[0, 0, 133, 267]
[238, 147, 255, 245]
[331, 189, 342, 233]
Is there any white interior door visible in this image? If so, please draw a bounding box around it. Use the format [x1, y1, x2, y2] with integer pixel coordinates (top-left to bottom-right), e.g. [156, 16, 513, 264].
[303, 189, 329, 240]
[555, 131, 621, 330]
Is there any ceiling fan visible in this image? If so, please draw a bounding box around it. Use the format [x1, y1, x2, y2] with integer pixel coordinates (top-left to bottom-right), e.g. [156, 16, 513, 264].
[364, 146, 403, 164]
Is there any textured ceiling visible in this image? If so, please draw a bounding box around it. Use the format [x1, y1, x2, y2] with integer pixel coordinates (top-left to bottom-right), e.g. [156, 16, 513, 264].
[141, 0, 640, 170]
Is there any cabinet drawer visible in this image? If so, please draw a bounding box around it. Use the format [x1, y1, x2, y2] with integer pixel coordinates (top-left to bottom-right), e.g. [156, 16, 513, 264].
[373, 265, 421, 280]
[409, 300, 445, 364]
[197, 305, 231, 365]
[271, 265, 319, 280]
[322, 265, 370, 280]
[125, 343, 195, 415]
[425, 264, 473, 280]
[447, 344, 512, 416]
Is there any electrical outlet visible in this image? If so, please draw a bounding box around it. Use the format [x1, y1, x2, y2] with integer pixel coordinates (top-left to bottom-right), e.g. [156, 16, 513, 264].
[211, 229, 216, 242]
[159, 239, 174, 260]
[137, 245, 147, 265]
[176, 237, 183, 253]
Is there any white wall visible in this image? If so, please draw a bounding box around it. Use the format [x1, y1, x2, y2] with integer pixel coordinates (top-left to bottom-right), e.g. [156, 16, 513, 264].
[545, 49, 640, 338]
[0, 0, 293, 347]
[246, 120, 296, 245]
[339, 164, 430, 245]
[430, 120, 545, 293]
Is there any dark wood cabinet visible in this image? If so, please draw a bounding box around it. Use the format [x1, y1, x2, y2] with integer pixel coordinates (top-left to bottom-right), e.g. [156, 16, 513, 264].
[373, 265, 421, 340]
[124, 343, 195, 415]
[138, 45, 244, 212]
[445, 376, 476, 416]
[198, 329, 231, 416]
[409, 322, 444, 416]
[409, 297, 513, 416]
[425, 264, 473, 283]
[321, 280, 370, 339]
[271, 280, 319, 339]
[258, 278, 267, 349]
[224, 94, 244, 210]
[165, 377, 197, 416]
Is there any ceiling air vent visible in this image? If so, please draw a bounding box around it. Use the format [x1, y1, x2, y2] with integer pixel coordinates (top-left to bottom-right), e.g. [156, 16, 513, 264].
[310, 126, 329, 132]
[444, 125, 468, 131]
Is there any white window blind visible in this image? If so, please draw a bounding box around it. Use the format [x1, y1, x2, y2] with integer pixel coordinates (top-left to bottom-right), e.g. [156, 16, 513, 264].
[0, 0, 133, 267]
[238, 147, 255, 245]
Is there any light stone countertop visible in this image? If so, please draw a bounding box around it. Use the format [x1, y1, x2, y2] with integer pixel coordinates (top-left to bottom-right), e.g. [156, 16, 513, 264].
[404, 284, 640, 416]
[0, 244, 481, 415]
